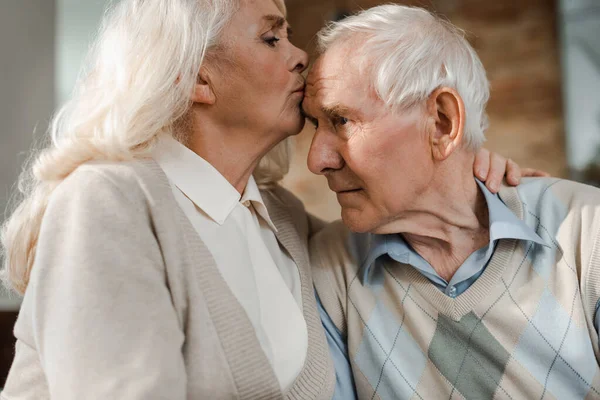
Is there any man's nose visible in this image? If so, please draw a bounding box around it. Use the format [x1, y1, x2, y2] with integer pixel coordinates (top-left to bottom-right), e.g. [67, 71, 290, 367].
[307, 128, 344, 175]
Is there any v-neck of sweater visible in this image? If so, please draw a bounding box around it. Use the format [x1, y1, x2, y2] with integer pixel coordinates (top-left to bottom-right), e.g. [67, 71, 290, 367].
[387, 185, 526, 322]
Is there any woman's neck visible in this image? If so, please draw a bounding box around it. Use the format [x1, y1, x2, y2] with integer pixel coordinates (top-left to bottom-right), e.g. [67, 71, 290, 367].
[183, 114, 285, 194]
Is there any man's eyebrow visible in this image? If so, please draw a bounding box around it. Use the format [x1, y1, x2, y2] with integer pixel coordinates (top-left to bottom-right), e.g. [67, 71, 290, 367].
[301, 103, 355, 125]
[322, 104, 353, 117]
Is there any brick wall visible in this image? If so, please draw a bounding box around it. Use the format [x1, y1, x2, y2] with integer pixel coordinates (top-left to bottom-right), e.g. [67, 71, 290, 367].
[281, 0, 566, 221]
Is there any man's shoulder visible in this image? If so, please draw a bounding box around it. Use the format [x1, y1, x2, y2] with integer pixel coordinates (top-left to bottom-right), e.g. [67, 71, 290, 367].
[508, 177, 600, 238]
[310, 220, 373, 333]
[513, 178, 600, 288]
[310, 220, 372, 279]
[515, 177, 600, 209]
[499, 177, 600, 228]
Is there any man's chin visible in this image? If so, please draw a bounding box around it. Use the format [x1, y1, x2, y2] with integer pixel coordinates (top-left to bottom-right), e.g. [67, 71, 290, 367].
[341, 209, 373, 233]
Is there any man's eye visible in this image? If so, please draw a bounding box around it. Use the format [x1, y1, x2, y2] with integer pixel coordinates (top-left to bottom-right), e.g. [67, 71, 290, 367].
[335, 117, 349, 126]
[264, 36, 280, 47]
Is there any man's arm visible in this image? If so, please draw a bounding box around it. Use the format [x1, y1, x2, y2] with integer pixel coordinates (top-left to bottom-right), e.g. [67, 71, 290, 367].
[318, 294, 357, 400]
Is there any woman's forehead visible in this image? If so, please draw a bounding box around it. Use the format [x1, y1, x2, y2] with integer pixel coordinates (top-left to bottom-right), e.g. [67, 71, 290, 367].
[272, 0, 286, 16]
[241, 0, 286, 18]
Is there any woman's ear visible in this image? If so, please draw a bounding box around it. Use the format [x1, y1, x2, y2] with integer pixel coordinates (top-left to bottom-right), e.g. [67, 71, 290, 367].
[190, 67, 216, 105]
[427, 87, 465, 161]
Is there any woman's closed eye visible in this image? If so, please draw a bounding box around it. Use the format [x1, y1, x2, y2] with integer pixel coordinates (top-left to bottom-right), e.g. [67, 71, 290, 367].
[263, 36, 281, 47]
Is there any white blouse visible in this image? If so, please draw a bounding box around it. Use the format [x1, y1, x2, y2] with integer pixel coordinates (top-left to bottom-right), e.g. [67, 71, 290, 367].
[152, 134, 308, 391]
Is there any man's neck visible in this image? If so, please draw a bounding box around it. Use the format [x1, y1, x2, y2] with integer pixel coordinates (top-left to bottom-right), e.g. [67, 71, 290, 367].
[383, 156, 490, 282]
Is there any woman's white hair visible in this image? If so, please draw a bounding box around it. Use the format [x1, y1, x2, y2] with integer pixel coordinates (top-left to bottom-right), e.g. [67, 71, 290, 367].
[1, 0, 290, 294]
[317, 4, 490, 150]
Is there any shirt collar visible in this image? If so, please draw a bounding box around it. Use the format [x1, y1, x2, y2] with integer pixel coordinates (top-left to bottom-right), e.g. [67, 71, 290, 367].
[152, 134, 276, 231]
[361, 179, 549, 283]
[475, 179, 548, 246]
[240, 175, 278, 232]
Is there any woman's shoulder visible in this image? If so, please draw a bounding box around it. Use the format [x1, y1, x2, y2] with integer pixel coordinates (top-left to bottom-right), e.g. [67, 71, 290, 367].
[261, 183, 311, 230]
[55, 158, 170, 207]
[260, 183, 305, 212]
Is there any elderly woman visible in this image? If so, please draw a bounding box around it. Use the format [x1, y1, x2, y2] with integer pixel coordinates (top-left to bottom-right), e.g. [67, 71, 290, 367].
[307, 5, 600, 400]
[1, 0, 533, 399]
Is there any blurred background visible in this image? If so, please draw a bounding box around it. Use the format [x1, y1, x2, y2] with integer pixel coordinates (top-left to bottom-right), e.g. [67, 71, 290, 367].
[0, 0, 599, 384]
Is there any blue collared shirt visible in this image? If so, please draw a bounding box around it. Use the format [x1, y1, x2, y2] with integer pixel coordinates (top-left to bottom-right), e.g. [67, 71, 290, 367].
[360, 180, 548, 297]
[320, 180, 553, 399]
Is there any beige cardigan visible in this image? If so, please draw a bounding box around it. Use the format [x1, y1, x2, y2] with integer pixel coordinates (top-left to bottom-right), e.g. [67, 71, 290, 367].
[2, 159, 335, 400]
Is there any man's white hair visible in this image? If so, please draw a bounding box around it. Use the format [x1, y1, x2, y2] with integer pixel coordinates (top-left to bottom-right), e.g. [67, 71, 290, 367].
[2, 0, 297, 294]
[317, 4, 490, 150]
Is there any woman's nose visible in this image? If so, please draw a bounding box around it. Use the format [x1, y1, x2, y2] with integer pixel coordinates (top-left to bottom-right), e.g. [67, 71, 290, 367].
[291, 46, 309, 73]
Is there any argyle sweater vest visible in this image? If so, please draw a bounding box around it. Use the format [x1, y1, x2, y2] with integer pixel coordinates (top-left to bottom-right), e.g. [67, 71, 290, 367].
[312, 178, 600, 400]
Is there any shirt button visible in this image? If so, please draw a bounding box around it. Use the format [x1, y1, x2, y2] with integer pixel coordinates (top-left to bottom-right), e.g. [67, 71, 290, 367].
[448, 286, 457, 298]
[243, 200, 251, 207]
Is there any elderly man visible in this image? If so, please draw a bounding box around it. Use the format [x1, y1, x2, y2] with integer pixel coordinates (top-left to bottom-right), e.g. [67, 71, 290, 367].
[304, 4, 600, 400]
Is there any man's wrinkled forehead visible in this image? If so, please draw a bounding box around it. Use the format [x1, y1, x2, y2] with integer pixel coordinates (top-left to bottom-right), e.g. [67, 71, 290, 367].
[303, 46, 370, 116]
[304, 51, 353, 108]
[306, 57, 342, 94]
[303, 70, 335, 116]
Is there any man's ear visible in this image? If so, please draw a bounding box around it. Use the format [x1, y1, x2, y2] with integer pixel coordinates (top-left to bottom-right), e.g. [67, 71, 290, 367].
[190, 67, 216, 105]
[426, 87, 465, 161]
